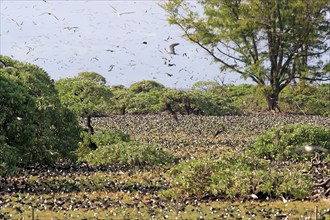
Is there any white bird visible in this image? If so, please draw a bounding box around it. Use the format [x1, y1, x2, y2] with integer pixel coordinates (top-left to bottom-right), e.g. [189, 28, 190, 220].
[167, 43, 180, 55]
[250, 194, 258, 200]
[280, 195, 288, 203]
[295, 145, 329, 153]
[110, 6, 135, 16]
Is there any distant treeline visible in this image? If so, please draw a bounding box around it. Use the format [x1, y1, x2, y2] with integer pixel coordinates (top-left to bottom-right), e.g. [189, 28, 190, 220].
[106, 80, 329, 117]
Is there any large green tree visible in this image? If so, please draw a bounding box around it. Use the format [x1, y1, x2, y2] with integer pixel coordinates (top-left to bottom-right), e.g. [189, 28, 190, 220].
[161, 0, 330, 111]
[0, 55, 81, 166]
[0, 75, 36, 172]
[55, 72, 113, 149]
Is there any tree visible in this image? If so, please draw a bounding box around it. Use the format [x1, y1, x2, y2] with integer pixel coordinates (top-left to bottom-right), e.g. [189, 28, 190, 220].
[55, 72, 113, 149]
[0, 55, 81, 166]
[129, 80, 165, 94]
[161, 0, 330, 111]
[76, 71, 107, 85]
[0, 75, 36, 171]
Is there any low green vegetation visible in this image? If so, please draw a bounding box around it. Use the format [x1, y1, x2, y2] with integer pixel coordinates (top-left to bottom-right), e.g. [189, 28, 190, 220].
[161, 153, 312, 201]
[250, 124, 330, 160]
[83, 142, 178, 167]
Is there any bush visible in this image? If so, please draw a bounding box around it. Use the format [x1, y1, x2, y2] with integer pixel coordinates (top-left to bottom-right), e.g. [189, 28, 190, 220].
[83, 142, 178, 167]
[249, 124, 330, 161]
[0, 75, 36, 171]
[160, 153, 312, 200]
[92, 130, 130, 146]
[77, 130, 130, 161]
[1, 55, 81, 167]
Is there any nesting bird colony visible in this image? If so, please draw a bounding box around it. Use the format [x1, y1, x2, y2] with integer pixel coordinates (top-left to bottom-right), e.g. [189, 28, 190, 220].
[1, 114, 329, 219]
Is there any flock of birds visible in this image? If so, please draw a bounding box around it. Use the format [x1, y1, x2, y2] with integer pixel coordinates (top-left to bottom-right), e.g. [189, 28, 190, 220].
[0, 114, 330, 218]
[92, 114, 330, 151]
[2, 1, 226, 88]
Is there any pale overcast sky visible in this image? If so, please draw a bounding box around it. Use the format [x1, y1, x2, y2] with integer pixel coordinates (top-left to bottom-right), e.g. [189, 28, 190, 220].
[1, 0, 251, 89]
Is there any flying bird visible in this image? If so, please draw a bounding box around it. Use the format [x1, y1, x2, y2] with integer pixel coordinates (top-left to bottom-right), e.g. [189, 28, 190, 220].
[10, 18, 23, 27]
[90, 57, 99, 61]
[108, 65, 115, 72]
[64, 26, 79, 32]
[39, 12, 59, 20]
[167, 43, 180, 55]
[110, 6, 135, 16]
[165, 73, 173, 77]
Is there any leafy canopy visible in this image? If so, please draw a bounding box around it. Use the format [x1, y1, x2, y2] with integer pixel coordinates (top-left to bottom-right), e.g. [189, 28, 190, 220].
[161, 0, 330, 109]
[55, 72, 113, 118]
[0, 55, 81, 166]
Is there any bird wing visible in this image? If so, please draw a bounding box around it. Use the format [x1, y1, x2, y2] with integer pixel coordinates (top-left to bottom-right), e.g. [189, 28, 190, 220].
[120, 11, 135, 15]
[169, 43, 180, 54]
[110, 6, 118, 13]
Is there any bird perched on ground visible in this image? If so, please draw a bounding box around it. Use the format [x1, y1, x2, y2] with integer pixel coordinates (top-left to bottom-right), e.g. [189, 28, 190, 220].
[294, 145, 329, 153]
[167, 43, 180, 55]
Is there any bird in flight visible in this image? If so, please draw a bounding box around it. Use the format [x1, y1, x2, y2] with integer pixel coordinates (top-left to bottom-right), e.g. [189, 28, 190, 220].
[108, 65, 115, 72]
[39, 12, 59, 20]
[64, 26, 79, 32]
[167, 43, 180, 55]
[110, 5, 135, 16]
[165, 72, 173, 77]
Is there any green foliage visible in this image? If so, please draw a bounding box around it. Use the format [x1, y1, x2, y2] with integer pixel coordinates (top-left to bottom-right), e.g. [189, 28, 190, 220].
[160, 153, 312, 200]
[191, 81, 220, 93]
[91, 130, 130, 146]
[83, 142, 178, 167]
[128, 80, 165, 94]
[249, 124, 330, 160]
[0, 76, 36, 172]
[76, 71, 107, 85]
[161, 88, 241, 116]
[109, 80, 328, 116]
[55, 76, 113, 118]
[161, 0, 330, 111]
[280, 83, 330, 116]
[0, 55, 81, 167]
[126, 90, 163, 114]
[77, 130, 130, 161]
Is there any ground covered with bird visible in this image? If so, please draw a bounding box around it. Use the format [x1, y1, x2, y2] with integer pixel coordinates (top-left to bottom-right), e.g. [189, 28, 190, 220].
[0, 114, 330, 219]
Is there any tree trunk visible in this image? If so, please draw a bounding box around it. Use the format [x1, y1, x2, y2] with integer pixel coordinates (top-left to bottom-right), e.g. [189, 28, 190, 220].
[86, 115, 94, 135]
[266, 91, 281, 112]
[85, 115, 97, 150]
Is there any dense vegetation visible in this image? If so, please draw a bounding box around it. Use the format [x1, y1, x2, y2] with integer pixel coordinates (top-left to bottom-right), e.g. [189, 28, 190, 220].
[0, 55, 81, 173]
[1, 55, 329, 219]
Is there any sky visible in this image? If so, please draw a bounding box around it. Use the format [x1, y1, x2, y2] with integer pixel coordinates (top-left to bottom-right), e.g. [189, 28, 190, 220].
[0, 0, 252, 89]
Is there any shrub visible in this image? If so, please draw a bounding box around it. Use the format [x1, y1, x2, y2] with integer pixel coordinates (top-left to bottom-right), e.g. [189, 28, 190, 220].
[92, 130, 130, 146]
[83, 142, 178, 166]
[77, 130, 130, 161]
[249, 124, 330, 161]
[160, 153, 312, 200]
[1, 55, 81, 167]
